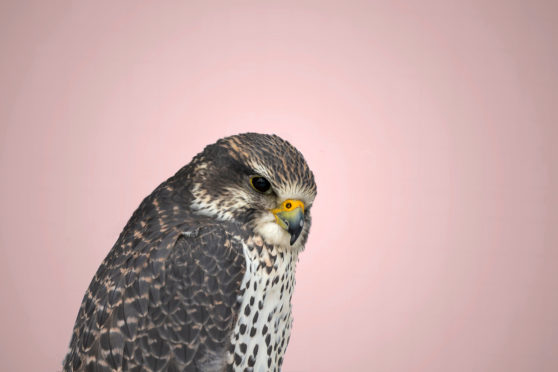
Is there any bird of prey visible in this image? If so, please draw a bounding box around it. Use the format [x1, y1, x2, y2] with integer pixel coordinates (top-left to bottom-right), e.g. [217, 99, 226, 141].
[63, 133, 317, 372]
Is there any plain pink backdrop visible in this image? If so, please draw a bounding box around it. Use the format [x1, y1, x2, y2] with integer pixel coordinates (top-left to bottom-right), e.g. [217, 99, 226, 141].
[1, 1, 557, 371]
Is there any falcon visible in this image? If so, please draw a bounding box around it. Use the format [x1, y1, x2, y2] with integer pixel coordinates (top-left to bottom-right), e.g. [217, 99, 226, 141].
[63, 133, 317, 372]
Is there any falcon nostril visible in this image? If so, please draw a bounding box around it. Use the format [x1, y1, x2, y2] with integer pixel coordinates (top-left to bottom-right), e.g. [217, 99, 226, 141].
[285, 202, 292, 209]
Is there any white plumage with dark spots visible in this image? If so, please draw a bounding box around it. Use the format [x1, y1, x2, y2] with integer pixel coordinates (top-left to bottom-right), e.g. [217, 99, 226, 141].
[230, 235, 297, 371]
[64, 133, 317, 371]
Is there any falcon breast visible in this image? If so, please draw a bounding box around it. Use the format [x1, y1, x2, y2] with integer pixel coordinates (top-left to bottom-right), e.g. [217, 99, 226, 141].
[64, 133, 317, 372]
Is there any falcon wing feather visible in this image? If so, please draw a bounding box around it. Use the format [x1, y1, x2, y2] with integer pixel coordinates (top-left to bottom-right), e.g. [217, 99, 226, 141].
[64, 221, 247, 372]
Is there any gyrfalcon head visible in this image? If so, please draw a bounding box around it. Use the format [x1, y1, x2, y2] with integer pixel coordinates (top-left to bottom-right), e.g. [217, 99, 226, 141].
[187, 133, 317, 250]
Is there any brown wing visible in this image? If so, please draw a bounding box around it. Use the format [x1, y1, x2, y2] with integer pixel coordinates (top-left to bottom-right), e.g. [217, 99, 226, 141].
[63, 222, 247, 372]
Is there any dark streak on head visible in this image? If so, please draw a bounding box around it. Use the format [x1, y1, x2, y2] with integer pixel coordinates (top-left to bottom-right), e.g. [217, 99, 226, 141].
[186, 133, 317, 224]
[216, 134, 316, 194]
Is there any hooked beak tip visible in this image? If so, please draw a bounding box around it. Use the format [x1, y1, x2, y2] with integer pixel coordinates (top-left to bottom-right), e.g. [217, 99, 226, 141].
[288, 214, 304, 246]
[290, 234, 297, 246]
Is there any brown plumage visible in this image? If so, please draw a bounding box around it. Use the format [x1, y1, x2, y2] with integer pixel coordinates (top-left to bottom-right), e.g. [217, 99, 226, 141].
[64, 133, 317, 371]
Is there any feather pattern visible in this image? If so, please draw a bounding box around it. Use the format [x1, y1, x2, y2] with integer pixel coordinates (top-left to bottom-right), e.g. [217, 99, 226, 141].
[64, 133, 316, 371]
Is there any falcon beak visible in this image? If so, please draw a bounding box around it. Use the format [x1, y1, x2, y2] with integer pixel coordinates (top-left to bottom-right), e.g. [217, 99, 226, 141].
[271, 199, 305, 245]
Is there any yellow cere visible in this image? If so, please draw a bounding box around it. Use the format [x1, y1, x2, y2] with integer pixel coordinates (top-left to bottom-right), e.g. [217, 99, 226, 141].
[272, 199, 305, 215]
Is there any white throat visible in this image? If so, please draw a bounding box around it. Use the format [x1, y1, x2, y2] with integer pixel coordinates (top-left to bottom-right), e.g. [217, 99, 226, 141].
[227, 235, 299, 371]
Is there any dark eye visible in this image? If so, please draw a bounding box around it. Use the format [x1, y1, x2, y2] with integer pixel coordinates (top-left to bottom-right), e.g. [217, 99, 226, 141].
[250, 176, 271, 193]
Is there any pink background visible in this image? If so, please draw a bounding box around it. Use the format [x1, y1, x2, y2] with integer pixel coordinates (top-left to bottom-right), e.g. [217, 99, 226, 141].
[1, 1, 557, 371]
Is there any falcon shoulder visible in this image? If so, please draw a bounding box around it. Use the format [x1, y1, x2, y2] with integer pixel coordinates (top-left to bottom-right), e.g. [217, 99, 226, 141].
[64, 218, 248, 372]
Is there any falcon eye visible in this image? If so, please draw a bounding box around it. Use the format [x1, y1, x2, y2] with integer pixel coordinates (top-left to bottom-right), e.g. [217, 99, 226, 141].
[250, 176, 271, 193]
